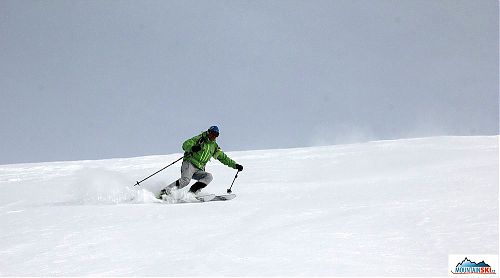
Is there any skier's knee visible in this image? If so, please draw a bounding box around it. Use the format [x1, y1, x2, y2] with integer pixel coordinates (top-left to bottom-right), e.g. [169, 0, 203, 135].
[199, 173, 212, 184]
[205, 173, 213, 184]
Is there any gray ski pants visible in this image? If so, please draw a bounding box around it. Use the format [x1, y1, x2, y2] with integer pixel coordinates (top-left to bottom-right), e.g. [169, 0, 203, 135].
[166, 160, 213, 190]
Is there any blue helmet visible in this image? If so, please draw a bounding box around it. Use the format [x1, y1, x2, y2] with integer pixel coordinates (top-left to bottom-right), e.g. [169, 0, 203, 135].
[208, 125, 219, 135]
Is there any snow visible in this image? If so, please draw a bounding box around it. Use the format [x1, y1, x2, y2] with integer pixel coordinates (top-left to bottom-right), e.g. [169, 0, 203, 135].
[0, 136, 498, 276]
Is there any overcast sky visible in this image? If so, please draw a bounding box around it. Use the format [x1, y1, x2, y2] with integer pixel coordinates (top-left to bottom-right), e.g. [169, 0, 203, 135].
[1, 0, 498, 164]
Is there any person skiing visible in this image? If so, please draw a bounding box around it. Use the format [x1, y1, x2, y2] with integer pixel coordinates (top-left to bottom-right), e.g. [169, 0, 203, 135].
[158, 126, 243, 198]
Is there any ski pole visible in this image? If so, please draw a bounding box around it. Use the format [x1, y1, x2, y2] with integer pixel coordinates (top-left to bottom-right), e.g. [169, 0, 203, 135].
[226, 170, 240, 194]
[134, 156, 184, 186]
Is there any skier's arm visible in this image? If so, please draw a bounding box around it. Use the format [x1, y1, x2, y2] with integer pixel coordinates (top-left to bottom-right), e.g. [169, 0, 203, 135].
[182, 134, 203, 152]
[213, 148, 237, 169]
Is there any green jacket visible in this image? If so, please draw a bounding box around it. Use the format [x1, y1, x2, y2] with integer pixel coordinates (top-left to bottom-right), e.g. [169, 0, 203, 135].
[182, 131, 237, 170]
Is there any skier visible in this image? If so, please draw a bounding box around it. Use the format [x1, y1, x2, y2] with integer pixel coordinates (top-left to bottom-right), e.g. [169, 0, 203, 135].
[158, 126, 243, 198]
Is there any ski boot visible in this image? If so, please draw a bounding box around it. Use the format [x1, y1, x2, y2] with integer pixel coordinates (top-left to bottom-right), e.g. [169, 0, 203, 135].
[157, 187, 171, 199]
[189, 182, 207, 195]
[157, 181, 180, 199]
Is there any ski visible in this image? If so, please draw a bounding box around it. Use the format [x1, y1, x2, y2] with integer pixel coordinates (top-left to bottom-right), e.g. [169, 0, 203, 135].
[156, 193, 234, 203]
[211, 194, 236, 201]
[194, 194, 216, 202]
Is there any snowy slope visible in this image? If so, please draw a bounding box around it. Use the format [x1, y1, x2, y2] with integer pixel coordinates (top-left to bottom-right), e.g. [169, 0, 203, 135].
[0, 136, 498, 276]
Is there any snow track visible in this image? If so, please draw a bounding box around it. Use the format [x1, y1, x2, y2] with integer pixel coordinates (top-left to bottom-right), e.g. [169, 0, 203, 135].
[0, 136, 498, 276]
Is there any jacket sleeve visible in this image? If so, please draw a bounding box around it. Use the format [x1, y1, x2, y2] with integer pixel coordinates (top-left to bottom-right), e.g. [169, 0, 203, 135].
[213, 148, 237, 169]
[182, 133, 203, 152]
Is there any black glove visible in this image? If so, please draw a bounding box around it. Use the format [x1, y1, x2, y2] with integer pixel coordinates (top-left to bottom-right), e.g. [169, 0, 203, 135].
[191, 145, 201, 152]
[235, 164, 243, 171]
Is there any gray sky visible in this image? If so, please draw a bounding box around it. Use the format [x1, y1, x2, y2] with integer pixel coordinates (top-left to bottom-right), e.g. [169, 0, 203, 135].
[1, 0, 498, 164]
